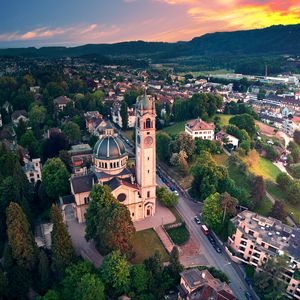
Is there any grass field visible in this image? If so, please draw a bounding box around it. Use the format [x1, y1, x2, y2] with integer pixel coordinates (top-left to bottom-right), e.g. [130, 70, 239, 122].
[161, 120, 186, 136]
[241, 150, 281, 182]
[131, 229, 169, 264]
[166, 224, 190, 245]
[218, 114, 233, 127]
[212, 153, 229, 166]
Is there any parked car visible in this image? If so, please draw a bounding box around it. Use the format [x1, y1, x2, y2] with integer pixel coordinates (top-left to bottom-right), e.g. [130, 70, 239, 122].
[169, 186, 175, 191]
[201, 225, 209, 235]
[207, 234, 215, 244]
[173, 190, 179, 196]
[194, 216, 201, 225]
[162, 177, 167, 183]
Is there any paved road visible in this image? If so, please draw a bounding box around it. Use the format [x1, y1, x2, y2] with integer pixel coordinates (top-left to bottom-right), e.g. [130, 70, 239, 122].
[156, 174, 255, 300]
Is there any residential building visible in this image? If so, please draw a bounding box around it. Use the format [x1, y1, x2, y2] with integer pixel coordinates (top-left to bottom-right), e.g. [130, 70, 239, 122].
[228, 210, 300, 299]
[216, 131, 239, 150]
[178, 268, 237, 300]
[22, 156, 42, 183]
[111, 103, 136, 128]
[11, 110, 28, 125]
[185, 118, 215, 140]
[282, 119, 300, 137]
[70, 93, 156, 223]
[53, 96, 72, 110]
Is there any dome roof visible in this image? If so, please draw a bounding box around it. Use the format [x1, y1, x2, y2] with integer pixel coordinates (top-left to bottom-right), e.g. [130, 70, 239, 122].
[93, 136, 126, 160]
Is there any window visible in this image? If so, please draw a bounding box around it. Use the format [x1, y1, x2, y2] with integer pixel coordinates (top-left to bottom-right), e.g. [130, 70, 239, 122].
[37, 174, 40, 178]
[145, 118, 152, 129]
[148, 170, 150, 174]
[147, 191, 150, 198]
[132, 212, 135, 217]
[147, 157, 150, 161]
[249, 230, 254, 236]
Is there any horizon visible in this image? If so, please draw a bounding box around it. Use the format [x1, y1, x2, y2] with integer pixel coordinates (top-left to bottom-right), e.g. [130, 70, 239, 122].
[1, 0, 300, 48]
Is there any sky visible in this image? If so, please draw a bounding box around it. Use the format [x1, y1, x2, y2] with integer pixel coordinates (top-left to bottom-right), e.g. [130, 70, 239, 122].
[0, 0, 299, 47]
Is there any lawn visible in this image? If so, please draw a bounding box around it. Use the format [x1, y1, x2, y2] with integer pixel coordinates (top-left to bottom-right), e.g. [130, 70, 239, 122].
[218, 114, 233, 127]
[166, 224, 190, 245]
[212, 153, 229, 166]
[131, 229, 169, 264]
[161, 120, 187, 136]
[240, 150, 281, 182]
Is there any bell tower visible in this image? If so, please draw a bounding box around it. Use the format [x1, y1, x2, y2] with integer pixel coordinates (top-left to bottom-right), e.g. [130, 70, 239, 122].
[135, 92, 156, 218]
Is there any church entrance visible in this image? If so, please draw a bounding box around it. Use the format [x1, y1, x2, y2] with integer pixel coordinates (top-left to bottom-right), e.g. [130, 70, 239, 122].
[145, 203, 153, 217]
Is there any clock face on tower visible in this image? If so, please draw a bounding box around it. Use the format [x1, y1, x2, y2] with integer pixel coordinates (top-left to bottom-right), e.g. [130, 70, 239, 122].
[144, 136, 153, 146]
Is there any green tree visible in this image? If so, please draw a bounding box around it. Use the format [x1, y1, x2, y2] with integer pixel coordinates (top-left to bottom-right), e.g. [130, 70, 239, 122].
[85, 185, 135, 255]
[75, 273, 105, 300]
[287, 181, 300, 205]
[201, 193, 223, 231]
[36, 289, 61, 300]
[42, 158, 70, 200]
[29, 104, 46, 128]
[38, 249, 51, 294]
[61, 121, 81, 144]
[51, 204, 75, 277]
[156, 187, 179, 207]
[20, 130, 40, 158]
[156, 132, 171, 161]
[220, 192, 238, 223]
[229, 114, 256, 137]
[270, 201, 287, 221]
[62, 261, 94, 300]
[177, 132, 195, 161]
[120, 101, 128, 130]
[294, 130, 300, 145]
[166, 246, 183, 283]
[276, 173, 292, 191]
[100, 250, 130, 295]
[0, 268, 8, 299]
[130, 264, 149, 295]
[6, 202, 37, 270]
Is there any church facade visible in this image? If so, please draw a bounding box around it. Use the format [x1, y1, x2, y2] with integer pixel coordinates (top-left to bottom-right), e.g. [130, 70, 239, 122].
[70, 93, 156, 223]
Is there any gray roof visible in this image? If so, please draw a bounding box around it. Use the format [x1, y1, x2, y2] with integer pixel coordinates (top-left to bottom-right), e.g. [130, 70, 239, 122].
[93, 135, 126, 160]
[71, 173, 94, 194]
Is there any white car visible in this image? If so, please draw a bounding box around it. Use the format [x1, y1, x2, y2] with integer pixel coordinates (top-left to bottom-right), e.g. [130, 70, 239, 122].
[173, 190, 179, 196]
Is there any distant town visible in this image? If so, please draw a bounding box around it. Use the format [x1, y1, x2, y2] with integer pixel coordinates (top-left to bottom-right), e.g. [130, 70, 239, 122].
[1, 52, 300, 300]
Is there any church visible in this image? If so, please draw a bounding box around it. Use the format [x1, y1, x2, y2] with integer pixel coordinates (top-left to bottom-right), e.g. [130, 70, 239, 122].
[70, 93, 157, 223]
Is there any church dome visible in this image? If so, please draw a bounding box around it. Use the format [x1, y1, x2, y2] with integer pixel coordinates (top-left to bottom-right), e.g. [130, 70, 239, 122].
[93, 135, 126, 160]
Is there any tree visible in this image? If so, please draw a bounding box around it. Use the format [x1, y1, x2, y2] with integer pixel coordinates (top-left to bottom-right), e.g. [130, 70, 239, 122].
[36, 290, 61, 300]
[42, 132, 69, 161]
[62, 261, 94, 300]
[252, 176, 266, 204]
[120, 101, 128, 130]
[294, 130, 300, 145]
[61, 121, 81, 145]
[220, 192, 238, 223]
[156, 187, 179, 207]
[156, 132, 171, 161]
[229, 114, 256, 137]
[166, 246, 183, 282]
[287, 181, 300, 205]
[42, 158, 70, 200]
[270, 201, 287, 221]
[276, 173, 292, 191]
[0, 268, 8, 299]
[50, 204, 75, 277]
[100, 250, 130, 295]
[201, 193, 223, 231]
[20, 130, 40, 158]
[177, 132, 195, 161]
[178, 150, 189, 174]
[29, 104, 46, 128]
[130, 264, 149, 295]
[239, 140, 250, 154]
[75, 273, 105, 300]
[6, 202, 37, 270]
[85, 185, 135, 255]
[37, 249, 51, 294]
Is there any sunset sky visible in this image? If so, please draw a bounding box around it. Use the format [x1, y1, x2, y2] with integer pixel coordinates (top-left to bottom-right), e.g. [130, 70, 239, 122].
[0, 0, 299, 47]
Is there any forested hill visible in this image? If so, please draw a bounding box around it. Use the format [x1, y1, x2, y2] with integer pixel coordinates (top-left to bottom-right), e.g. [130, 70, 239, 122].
[0, 24, 299, 58]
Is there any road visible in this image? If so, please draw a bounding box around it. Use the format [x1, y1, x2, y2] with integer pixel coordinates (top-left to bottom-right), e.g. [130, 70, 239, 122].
[156, 174, 257, 300]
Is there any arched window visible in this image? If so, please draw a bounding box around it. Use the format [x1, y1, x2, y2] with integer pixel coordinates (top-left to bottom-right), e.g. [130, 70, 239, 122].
[145, 118, 152, 129]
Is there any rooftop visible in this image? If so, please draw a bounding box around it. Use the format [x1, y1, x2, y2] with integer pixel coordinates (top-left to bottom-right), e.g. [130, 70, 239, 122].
[232, 210, 300, 261]
[185, 118, 215, 131]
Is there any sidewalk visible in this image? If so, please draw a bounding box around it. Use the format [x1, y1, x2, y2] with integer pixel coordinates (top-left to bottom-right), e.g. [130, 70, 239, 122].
[154, 225, 174, 254]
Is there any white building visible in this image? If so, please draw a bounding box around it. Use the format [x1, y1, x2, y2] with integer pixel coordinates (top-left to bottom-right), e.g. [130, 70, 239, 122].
[111, 104, 136, 128]
[282, 119, 300, 137]
[22, 156, 42, 183]
[216, 131, 239, 149]
[185, 118, 215, 140]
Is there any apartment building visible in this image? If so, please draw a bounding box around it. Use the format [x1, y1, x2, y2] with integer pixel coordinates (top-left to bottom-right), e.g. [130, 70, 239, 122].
[228, 210, 300, 299]
[185, 118, 215, 140]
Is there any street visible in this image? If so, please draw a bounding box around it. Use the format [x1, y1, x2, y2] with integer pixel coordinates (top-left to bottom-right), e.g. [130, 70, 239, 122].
[156, 174, 256, 300]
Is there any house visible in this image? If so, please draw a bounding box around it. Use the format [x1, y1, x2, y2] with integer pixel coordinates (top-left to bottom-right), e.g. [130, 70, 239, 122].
[111, 103, 136, 128]
[185, 118, 215, 140]
[84, 111, 107, 135]
[11, 110, 28, 125]
[282, 119, 300, 137]
[216, 131, 239, 150]
[178, 268, 237, 300]
[22, 156, 42, 184]
[53, 96, 72, 111]
[228, 210, 300, 299]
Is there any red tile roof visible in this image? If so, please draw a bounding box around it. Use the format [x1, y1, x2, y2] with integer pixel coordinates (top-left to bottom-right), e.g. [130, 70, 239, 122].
[186, 118, 215, 131]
